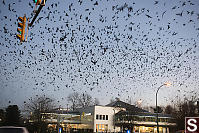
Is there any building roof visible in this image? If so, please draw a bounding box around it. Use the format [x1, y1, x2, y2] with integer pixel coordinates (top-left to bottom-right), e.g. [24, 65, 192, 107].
[115, 110, 173, 118]
[46, 108, 80, 114]
[106, 100, 148, 113]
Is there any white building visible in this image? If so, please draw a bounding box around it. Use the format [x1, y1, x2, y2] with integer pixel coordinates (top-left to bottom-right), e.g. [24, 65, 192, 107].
[41, 100, 176, 133]
[78, 105, 125, 132]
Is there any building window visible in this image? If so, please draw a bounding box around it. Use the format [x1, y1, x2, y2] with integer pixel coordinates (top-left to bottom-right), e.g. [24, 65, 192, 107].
[106, 115, 108, 120]
[103, 115, 105, 120]
[96, 114, 108, 120]
[96, 124, 108, 132]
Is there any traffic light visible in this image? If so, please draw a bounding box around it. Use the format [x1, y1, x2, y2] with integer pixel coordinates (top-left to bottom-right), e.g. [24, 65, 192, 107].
[33, 0, 42, 5]
[16, 15, 26, 42]
[33, 0, 45, 13]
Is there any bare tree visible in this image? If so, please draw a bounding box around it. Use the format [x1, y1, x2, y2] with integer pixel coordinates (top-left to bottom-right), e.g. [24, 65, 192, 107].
[173, 100, 197, 130]
[23, 95, 56, 133]
[67, 92, 80, 111]
[164, 105, 174, 114]
[170, 93, 199, 131]
[94, 98, 100, 105]
[67, 92, 95, 110]
[24, 95, 56, 122]
[79, 93, 94, 108]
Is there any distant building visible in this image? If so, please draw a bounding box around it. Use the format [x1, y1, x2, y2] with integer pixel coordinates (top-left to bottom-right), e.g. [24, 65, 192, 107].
[107, 100, 176, 133]
[40, 100, 176, 133]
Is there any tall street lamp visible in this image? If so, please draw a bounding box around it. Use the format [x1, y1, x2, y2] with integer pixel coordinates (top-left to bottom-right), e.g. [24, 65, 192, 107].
[156, 82, 171, 133]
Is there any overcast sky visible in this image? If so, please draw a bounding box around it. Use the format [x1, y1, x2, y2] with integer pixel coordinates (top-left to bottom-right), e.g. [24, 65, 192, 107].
[0, 0, 199, 109]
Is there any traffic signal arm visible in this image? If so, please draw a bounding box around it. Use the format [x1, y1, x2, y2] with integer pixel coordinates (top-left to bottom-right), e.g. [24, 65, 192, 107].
[29, 0, 46, 27]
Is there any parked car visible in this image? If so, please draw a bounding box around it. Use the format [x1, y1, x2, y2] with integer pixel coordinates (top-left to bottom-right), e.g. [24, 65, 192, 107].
[0, 126, 29, 133]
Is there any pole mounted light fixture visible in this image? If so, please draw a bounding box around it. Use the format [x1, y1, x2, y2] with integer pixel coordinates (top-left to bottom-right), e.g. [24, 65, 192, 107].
[156, 82, 171, 133]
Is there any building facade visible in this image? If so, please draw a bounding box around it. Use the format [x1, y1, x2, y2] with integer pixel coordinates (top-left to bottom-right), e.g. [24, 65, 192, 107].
[40, 100, 176, 133]
[107, 100, 176, 133]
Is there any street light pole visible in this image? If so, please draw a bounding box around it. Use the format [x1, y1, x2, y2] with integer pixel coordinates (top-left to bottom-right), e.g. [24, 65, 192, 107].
[156, 84, 164, 133]
[156, 82, 171, 133]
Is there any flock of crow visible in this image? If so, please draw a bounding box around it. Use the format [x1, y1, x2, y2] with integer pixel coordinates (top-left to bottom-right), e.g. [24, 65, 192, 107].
[0, 0, 199, 107]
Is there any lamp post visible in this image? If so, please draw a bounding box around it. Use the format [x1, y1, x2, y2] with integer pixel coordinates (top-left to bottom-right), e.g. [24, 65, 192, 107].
[156, 82, 171, 133]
